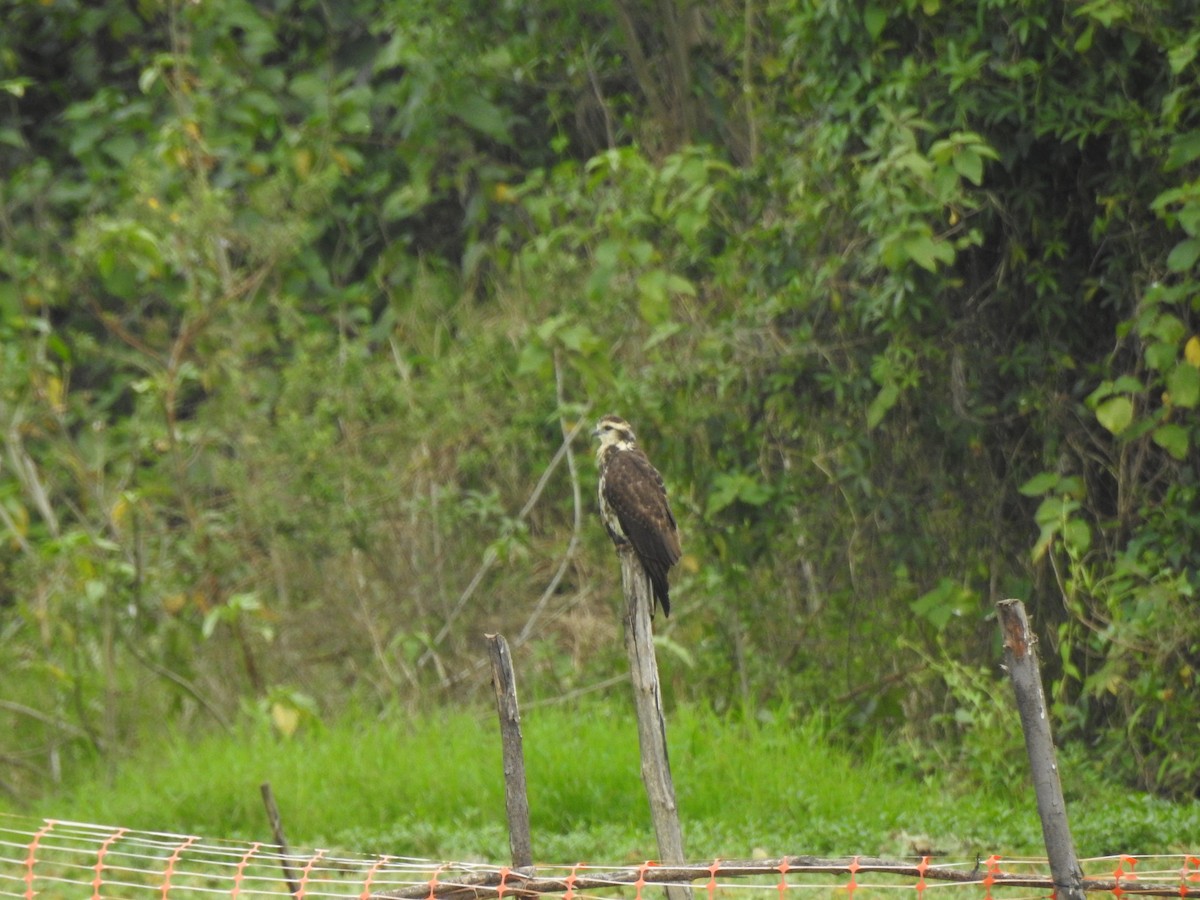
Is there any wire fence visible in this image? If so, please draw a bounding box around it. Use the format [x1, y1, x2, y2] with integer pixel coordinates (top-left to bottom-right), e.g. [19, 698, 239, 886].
[2, 815, 1198, 900]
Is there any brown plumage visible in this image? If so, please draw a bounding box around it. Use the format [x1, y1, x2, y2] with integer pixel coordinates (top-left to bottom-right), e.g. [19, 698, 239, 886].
[592, 414, 681, 617]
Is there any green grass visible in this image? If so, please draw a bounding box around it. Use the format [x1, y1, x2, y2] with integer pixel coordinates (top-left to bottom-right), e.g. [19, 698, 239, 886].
[7, 700, 1199, 863]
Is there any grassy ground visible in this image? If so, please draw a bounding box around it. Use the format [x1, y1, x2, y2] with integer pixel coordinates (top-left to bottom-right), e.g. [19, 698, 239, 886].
[5, 700, 1198, 863]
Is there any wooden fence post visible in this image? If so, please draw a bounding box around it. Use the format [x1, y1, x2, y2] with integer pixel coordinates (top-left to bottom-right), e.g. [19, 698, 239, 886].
[996, 599, 1085, 900]
[620, 550, 692, 900]
[486, 633, 534, 870]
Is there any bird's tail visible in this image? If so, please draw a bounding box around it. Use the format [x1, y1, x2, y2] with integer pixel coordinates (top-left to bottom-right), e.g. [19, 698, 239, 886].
[649, 573, 671, 618]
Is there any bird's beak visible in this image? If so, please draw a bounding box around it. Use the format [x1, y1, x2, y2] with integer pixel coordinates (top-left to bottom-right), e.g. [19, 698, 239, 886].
[590, 425, 600, 439]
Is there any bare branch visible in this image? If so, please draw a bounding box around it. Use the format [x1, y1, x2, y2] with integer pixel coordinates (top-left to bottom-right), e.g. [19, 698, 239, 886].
[421, 404, 593, 667]
[514, 355, 589, 648]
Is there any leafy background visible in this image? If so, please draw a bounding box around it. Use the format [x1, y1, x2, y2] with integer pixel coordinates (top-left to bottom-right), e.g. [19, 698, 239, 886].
[2, 0, 1199, 810]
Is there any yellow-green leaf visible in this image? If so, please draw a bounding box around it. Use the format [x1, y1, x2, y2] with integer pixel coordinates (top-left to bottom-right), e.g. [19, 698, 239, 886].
[1095, 396, 1133, 434]
[271, 702, 301, 739]
[1019, 471, 1061, 496]
[1167, 362, 1200, 408]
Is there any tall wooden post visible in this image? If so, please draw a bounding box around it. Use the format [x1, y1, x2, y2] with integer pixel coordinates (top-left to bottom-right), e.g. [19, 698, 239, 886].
[486, 633, 534, 871]
[996, 599, 1085, 900]
[620, 550, 692, 900]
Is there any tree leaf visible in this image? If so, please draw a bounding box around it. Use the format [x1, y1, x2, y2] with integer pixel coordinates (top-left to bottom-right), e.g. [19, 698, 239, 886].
[1168, 38, 1199, 75]
[1185, 335, 1200, 367]
[1086, 376, 1142, 405]
[901, 233, 955, 272]
[867, 382, 900, 429]
[1147, 312, 1186, 344]
[1152, 424, 1190, 460]
[1063, 518, 1092, 555]
[706, 472, 773, 516]
[911, 578, 972, 631]
[1167, 362, 1200, 408]
[1094, 396, 1134, 434]
[1145, 341, 1177, 372]
[1074, 24, 1095, 53]
[1165, 131, 1200, 171]
[453, 93, 512, 145]
[637, 269, 671, 325]
[864, 5, 888, 40]
[1166, 237, 1200, 272]
[952, 147, 984, 185]
[1018, 471, 1061, 496]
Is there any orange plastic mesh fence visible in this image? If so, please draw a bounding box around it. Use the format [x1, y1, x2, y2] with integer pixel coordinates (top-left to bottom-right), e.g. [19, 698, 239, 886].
[2, 816, 1198, 900]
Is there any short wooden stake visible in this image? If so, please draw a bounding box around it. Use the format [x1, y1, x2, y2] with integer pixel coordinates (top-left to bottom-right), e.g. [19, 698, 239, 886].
[620, 550, 692, 900]
[486, 633, 534, 870]
[996, 599, 1085, 900]
[259, 781, 301, 895]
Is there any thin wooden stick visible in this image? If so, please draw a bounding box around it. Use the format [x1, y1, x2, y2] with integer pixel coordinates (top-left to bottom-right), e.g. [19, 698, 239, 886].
[486, 633, 533, 870]
[260, 782, 301, 896]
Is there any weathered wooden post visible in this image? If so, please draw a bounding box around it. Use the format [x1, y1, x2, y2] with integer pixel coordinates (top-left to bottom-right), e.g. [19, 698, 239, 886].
[486, 633, 534, 870]
[996, 599, 1085, 900]
[620, 550, 692, 900]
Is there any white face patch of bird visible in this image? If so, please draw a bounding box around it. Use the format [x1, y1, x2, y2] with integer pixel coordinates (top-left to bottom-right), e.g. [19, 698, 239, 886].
[591, 415, 636, 453]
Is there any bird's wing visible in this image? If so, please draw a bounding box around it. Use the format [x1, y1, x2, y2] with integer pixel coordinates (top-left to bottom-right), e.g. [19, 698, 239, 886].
[603, 450, 681, 568]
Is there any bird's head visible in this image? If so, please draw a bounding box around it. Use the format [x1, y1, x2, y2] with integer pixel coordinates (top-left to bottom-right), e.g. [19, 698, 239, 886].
[592, 414, 637, 451]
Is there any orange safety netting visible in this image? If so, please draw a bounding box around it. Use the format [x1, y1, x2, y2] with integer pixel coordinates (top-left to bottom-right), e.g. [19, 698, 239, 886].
[2, 815, 1198, 900]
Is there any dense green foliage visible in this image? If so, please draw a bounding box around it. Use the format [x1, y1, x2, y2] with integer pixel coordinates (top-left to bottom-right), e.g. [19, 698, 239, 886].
[2, 0, 1199, 812]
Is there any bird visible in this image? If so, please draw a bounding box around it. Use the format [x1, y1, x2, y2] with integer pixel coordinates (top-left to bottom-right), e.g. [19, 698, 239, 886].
[592, 414, 682, 617]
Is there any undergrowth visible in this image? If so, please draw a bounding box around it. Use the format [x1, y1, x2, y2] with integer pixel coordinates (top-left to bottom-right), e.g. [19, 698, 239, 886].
[5, 701, 1197, 861]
